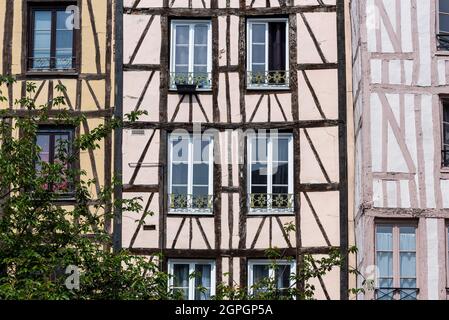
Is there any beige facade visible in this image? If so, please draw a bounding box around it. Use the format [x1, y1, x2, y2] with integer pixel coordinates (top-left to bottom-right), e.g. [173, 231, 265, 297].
[120, 0, 353, 300]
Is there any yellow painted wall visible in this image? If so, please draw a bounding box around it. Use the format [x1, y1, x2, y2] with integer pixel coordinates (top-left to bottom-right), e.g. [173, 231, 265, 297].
[0, 0, 114, 200]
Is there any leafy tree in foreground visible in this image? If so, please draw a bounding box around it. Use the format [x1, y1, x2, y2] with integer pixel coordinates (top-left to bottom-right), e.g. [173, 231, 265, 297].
[0, 75, 171, 299]
[0, 75, 358, 300]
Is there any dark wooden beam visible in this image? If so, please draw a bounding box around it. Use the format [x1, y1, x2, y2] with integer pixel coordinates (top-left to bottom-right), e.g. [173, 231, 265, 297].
[129, 247, 340, 258]
[124, 6, 337, 16]
[124, 120, 341, 130]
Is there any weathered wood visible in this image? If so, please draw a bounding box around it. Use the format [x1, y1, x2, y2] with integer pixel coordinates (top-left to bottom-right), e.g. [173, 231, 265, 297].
[129, 247, 338, 258]
[124, 120, 341, 130]
[124, 6, 337, 16]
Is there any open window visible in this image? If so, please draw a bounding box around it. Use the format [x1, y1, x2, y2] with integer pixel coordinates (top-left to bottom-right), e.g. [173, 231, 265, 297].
[28, 4, 77, 72]
[170, 20, 212, 91]
[247, 18, 289, 89]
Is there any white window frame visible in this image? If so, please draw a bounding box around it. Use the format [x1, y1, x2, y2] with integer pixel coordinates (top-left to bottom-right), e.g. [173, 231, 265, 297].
[168, 259, 216, 300]
[170, 20, 212, 90]
[168, 133, 214, 215]
[374, 223, 419, 300]
[246, 18, 289, 89]
[247, 260, 296, 295]
[247, 132, 294, 215]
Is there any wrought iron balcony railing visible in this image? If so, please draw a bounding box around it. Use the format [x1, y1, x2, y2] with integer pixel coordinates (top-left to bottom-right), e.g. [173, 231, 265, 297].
[169, 193, 214, 214]
[246, 70, 290, 89]
[170, 72, 212, 90]
[249, 193, 294, 213]
[437, 34, 449, 51]
[28, 56, 76, 71]
[375, 288, 419, 300]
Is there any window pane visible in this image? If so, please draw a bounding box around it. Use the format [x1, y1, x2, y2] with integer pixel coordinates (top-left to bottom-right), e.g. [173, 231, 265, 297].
[272, 163, 288, 185]
[275, 265, 291, 290]
[194, 46, 208, 66]
[37, 134, 51, 163]
[193, 163, 209, 185]
[400, 252, 416, 278]
[56, 11, 74, 69]
[378, 278, 393, 288]
[274, 138, 289, 162]
[54, 134, 69, 155]
[400, 227, 416, 251]
[251, 163, 268, 185]
[193, 186, 208, 196]
[175, 46, 189, 65]
[172, 186, 188, 196]
[194, 264, 211, 300]
[252, 63, 266, 74]
[194, 25, 208, 45]
[253, 264, 269, 283]
[252, 44, 266, 64]
[172, 163, 188, 185]
[251, 185, 267, 194]
[173, 264, 189, 300]
[377, 252, 393, 278]
[376, 226, 393, 251]
[441, 1, 449, 13]
[175, 65, 188, 74]
[272, 186, 288, 194]
[252, 24, 266, 43]
[176, 26, 190, 45]
[251, 138, 267, 162]
[193, 139, 210, 162]
[33, 11, 52, 69]
[441, 14, 449, 33]
[172, 137, 189, 162]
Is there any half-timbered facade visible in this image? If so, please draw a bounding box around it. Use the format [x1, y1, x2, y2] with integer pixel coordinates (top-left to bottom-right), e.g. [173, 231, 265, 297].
[352, 0, 449, 300]
[0, 0, 114, 231]
[118, 0, 349, 300]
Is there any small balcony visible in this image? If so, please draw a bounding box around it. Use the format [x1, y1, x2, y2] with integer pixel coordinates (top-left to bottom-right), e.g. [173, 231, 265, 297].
[246, 70, 290, 89]
[28, 56, 76, 72]
[169, 72, 212, 92]
[375, 288, 419, 300]
[249, 193, 294, 214]
[437, 34, 449, 51]
[168, 193, 214, 214]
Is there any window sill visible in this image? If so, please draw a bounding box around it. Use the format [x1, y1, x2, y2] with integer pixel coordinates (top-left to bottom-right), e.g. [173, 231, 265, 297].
[25, 71, 79, 78]
[168, 211, 214, 217]
[435, 51, 449, 56]
[246, 86, 290, 91]
[440, 168, 449, 179]
[168, 88, 213, 93]
[248, 209, 295, 216]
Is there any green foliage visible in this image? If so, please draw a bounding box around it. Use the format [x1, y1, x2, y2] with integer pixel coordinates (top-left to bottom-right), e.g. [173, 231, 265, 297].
[0, 77, 173, 300]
